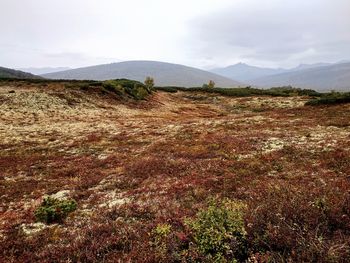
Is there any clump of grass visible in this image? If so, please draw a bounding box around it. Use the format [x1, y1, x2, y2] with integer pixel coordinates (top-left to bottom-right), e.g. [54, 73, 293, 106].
[34, 197, 77, 224]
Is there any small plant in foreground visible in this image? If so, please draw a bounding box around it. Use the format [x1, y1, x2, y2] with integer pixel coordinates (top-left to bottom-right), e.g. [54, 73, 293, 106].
[34, 197, 77, 224]
[151, 223, 172, 258]
[186, 198, 248, 262]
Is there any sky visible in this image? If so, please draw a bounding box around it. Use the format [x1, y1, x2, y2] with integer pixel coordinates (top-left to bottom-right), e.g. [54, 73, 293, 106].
[1, 0, 349, 69]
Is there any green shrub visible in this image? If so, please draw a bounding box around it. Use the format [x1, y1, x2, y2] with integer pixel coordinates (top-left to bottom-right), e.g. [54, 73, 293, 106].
[186, 198, 248, 262]
[102, 79, 151, 100]
[129, 85, 150, 100]
[34, 197, 77, 224]
[102, 80, 125, 95]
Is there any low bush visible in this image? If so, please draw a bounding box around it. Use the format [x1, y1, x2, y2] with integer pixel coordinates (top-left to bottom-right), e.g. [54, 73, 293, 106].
[154, 86, 179, 93]
[34, 197, 77, 224]
[185, 198, 248, 262]
[155, 86, 321, 98]
[305, 92, 350, 106]
[102, 79, 151, 100]
[268, 86, 321, 96]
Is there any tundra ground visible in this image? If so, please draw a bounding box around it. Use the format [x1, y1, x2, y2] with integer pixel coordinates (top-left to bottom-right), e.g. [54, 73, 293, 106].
[0, 81, 349, 262]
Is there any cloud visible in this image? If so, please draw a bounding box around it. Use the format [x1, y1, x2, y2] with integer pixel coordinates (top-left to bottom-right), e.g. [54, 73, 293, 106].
[187, 0, 350, 67]
[0, 0, 349, 68]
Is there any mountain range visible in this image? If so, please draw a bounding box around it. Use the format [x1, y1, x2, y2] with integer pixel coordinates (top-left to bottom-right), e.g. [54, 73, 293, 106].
[250, 62, 350, 91]
[2, 60, 350, 91]
[211, 61, 350, 91]
[42, 61, 240, 87]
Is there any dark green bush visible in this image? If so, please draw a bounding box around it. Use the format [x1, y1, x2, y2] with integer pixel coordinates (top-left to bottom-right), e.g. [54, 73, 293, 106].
[154, 86, 179, 93]
[268, 86, 321, 96]
[34, 197, 77, 224]
[305, 92, 350, 106]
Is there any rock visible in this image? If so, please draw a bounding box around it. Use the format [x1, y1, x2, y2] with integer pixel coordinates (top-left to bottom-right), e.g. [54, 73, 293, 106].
[50, 190, 71, 200]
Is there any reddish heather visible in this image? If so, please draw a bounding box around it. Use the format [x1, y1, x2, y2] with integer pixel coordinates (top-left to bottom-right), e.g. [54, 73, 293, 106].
[0, 81, 349, 262]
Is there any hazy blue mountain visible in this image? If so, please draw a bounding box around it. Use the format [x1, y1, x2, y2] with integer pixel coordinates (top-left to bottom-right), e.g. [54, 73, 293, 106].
[43, 61, 241, 87]
[289, 63, 331, 71]
[211, 63, 287, 82]
[0, 66, 41, 79]
[18, 67, 71, 75]
[250, 62, 350, 91]
[211, 62, 338, 82]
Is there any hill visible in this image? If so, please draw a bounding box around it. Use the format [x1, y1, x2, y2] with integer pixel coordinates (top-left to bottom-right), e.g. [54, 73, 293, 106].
[42, 60, 241, 87]
[250, 62, 350, 91]
[0, 66, 41, 79]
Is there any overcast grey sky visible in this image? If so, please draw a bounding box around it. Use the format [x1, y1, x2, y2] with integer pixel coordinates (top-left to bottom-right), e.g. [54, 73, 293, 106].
[1, 0, 349, 69]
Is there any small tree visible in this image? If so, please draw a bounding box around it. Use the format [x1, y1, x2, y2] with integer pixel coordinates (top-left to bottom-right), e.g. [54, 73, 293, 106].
[144, 76, 154, 92]
[208, 80, 215, 89]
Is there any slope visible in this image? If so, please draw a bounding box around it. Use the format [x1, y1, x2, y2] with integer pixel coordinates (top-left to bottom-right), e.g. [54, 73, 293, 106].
[0, 66, 41, 79]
